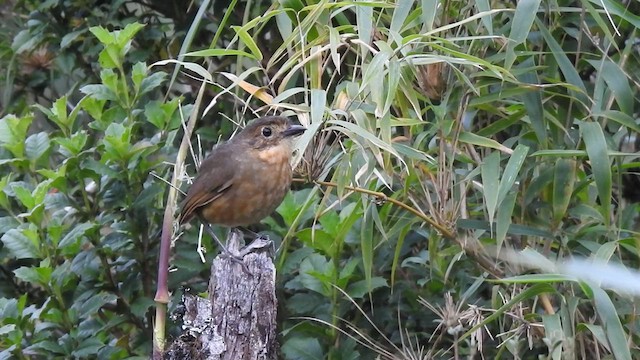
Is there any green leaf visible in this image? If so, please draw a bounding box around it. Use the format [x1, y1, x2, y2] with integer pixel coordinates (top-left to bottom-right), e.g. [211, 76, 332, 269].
[103, 123, 132, 161]
[183, 48, 256, 59]
[79, 84, 118, 101]
[497, 144, 529, 206]
[361, 203, 375, 293]
[297, 229, 335, 256]
[509, 0, 541, 43]
[474, 0, 493, 34]
[51, 96, 69, 131]
[0, 217, 20, 234]
[481, 152, 500, 231]
[54, 131, 88, 157]
[282, 337, 323, 360]
[536, 17, 589, 107]
[542, 314, 564, 360]
[76, 292, 117, 318]
[14, 266, 52, 286]
[595, 110, 640, 133]
[150, 59, 213, 82]
[346, 277, 388, 298]
[25, 132, 50, 162]
[59, 222, 97, 249]
[355, 1, 373, 55]
[498, 274, 572, 284]
[299, 254, 334, 296]
[586, 59, 633, 115]
[72, 338, 104, 358]
[97, 45, 120, 69]
[589, 285, 632, 360]
[89, 26, 115, 45]
[0, 114, 33, 157]
[580, 122, 611, 227]
[458, 131, 513, 153]
[139, 72, 167, 95]
[1, 228, 39, 259]
[116, 22, 145, 47]
[231, 26, 263, 60]
[390, 0, 412, 34]
[131, 62, 147, 92]
[60, 29, 85, 49]
[12, 184, 34, 210]
[552, 158, 576, 225]
[496, 190, 516, 251]
[518, 65, 547, 144]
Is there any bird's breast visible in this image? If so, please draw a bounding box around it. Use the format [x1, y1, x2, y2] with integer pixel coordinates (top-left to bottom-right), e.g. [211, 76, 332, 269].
[202, 146, 293, 227]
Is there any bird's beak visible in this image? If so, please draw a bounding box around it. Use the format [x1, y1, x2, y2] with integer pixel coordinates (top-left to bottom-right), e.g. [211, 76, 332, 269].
[282, 124, 306, 137]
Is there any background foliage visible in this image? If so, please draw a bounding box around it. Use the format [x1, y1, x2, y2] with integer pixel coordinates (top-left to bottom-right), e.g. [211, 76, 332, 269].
[1, 0, 639, 359]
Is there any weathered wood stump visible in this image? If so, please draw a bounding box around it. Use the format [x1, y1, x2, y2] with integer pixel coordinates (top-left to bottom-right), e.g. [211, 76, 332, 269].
[164, 230, 278, 359]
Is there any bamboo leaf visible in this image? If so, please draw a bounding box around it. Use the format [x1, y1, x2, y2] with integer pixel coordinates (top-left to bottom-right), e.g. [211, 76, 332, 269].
[481, 152, 500, 232]
[552, 158, 576, 225]
[590, 285, 632, 360]
[497, 144, 529, 206]
[580, 122, 612, 227]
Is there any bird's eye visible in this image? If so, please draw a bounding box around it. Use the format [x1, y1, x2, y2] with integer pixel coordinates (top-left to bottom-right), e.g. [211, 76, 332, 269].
[262, 127, 273, 137]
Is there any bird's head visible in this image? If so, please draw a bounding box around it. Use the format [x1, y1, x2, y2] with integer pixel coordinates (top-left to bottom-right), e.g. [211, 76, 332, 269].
[235, 116, 306, 151]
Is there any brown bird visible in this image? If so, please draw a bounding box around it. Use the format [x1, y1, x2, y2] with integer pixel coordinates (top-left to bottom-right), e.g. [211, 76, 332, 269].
[179, 116, 305, 250]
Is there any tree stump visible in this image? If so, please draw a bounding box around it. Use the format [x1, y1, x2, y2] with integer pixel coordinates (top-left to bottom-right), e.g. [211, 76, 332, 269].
[164, 230, 278, 359]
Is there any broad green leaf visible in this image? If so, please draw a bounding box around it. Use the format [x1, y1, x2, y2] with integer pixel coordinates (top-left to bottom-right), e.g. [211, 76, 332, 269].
[346, 277, 388, 298]
[282, 337, 323, 360]
[139, 72, 167, 96]
[14, 266, 52, 286]
[79, 84, 118, 101]
[55, 131, 88, 157]
[580, 122, 611, 227]
[59, 222, 97, 249]
[1, 228, 39, 259]
[116, 22, 145, 46]
[89, 26, 115, 45]
[0, 114, 33, 158]
[131, 62, 147, 91]
[25, 132, 50, 162]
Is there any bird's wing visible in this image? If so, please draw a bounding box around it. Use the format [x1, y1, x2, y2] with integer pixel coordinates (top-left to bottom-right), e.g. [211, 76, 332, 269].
[178, 144, 237, 224]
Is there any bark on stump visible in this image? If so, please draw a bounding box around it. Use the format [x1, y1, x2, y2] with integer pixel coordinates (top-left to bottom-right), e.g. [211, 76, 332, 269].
[164, 231, 278, 359]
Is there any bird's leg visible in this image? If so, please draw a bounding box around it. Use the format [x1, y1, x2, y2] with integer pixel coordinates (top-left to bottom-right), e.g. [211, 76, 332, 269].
[196, 214, 243, 261]
[237, 227, 274, 258]
[238, 226, 270, 241]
